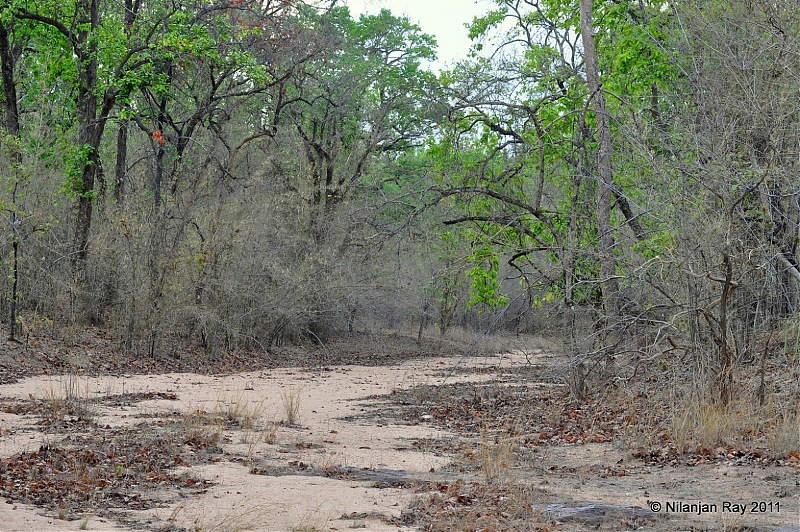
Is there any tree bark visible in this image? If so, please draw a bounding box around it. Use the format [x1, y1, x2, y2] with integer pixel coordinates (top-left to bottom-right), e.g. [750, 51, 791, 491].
[580, 0, 620, 323]
[0, 19, 21, 341]
[114, 122, 128, 202]
[71, 0, 102, 279]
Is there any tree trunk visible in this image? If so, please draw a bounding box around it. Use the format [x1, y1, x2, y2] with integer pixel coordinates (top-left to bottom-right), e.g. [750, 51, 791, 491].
[114, 121, 128, 202]
[0, 19, 21, 341]
[580, 0, 620, 326]
[716, 253, 734, 405]
[71, 0, 104, 284]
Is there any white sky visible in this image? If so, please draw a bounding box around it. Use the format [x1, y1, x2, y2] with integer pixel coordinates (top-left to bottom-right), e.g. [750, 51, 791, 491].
[343, 0, 491, 70]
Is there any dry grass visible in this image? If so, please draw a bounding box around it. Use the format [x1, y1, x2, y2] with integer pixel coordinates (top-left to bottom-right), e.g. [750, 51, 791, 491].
[181, 407, 225, 447]
[241, 421, 280, 466]
[479, 429, 517, 484]
[768, 410, 800, 454]
[392, 374, 431, 404]
[669, 394, 799, 455]
[416, 326, 554, 360]
[179, 390, 275, 452]
[280, 387, 303, 426]
[671, 401, 752, 450]
[213, 391, 268, 430]
[288, 503, 327, 532]
[39, 372, 95, 423]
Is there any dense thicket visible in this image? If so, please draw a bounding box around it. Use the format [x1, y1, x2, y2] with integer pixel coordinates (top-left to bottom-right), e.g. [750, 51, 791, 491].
[0, 0, 797, 403]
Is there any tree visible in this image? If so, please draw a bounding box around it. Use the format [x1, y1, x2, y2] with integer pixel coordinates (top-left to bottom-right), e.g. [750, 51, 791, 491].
[420, 0, 690, 397]
[428, 1, 651, 330]
[101, 4, 441, 352]
[0, 11, 60, 341]
[9, 0, 111, 281]
[3, 0, 289, 299]
[580, 0, 619, 326]
[658, 0, 800, 403]
[0, 14, 21, 340]
[106, 0, 309, 354]
[272, 6, 438, 242]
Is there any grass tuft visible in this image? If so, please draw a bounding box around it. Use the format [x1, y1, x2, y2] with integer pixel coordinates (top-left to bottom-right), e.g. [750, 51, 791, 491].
[280, 387, 303, 426]
[479, 429, 516, 484]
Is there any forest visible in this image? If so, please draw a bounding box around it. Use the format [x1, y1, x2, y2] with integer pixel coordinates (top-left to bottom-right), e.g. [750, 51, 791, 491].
[1, 0, 799, 408]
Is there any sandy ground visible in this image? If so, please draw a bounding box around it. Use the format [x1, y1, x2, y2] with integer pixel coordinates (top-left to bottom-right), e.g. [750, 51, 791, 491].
[0, 353, 527, 531]
[0, 349, 797, 531]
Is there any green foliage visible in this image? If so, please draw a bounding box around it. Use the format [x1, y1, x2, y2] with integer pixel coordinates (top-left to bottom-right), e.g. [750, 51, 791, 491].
[466, 245, 508, 309]
[425, 0, 692, 317]
[633, 230, 675, 260]
[61, 145, 96, 200]
[468, 9, 506, 41]
[276, 4, 440, 218]
[0, 0, 771, 368]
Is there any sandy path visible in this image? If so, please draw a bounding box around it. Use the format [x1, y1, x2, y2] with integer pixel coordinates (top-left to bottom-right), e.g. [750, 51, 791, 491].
[0, 352, 528, 531]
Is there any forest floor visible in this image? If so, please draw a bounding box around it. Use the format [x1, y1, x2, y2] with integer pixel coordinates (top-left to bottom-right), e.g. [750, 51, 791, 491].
[0, 328, 797, 531]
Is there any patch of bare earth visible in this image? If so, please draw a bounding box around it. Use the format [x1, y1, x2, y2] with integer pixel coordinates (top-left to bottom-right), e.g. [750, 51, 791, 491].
[0, 330, 797, 531]
[365, 353, 800, 531]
